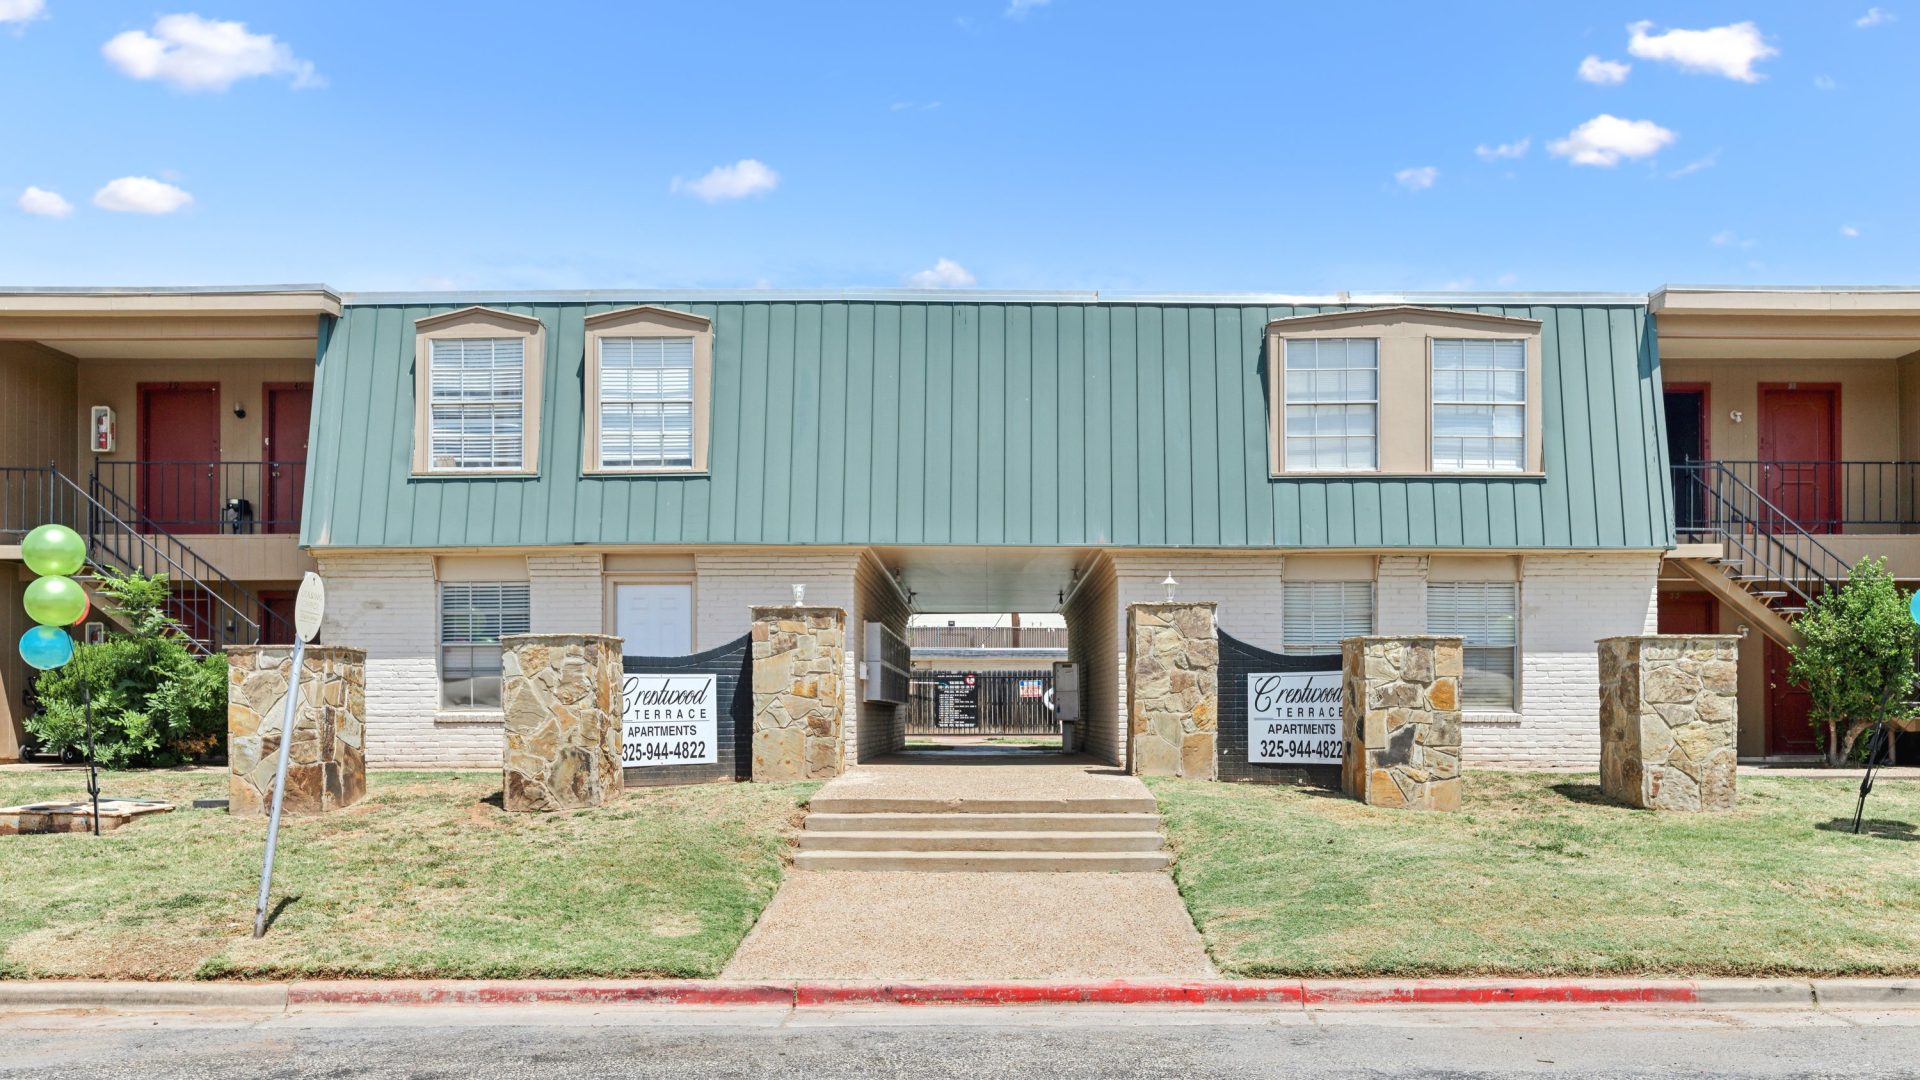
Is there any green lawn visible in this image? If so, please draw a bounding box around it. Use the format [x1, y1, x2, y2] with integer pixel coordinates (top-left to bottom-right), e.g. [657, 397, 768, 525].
[0, 769, 815, 981]
[1149, 772, 1920, 979]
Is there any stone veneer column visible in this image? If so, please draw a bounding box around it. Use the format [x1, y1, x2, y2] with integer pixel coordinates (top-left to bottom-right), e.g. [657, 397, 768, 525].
[1340, 636, 1463, 811]
[1126, 602, 1219, 779]
[1598, 635, 1739, 811]
[750, 606, 847, 781]
[227, 645, 367, 816]
[500, 634, 625, 812]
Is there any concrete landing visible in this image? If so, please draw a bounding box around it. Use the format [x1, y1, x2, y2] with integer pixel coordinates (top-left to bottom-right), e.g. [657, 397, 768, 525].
[0, 798, 173, 836]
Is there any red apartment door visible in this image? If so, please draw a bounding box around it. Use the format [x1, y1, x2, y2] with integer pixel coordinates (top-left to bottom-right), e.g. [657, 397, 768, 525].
[1764, 639, 1821, 756]
[138, 383, 221, 531]
[263, 383, 312, 535]
[1757, 385, 1839, 533]
[1657, 591, 1718, 634]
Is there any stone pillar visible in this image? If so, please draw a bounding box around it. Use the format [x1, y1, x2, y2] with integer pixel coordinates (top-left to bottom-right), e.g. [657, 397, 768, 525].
[750, 606, 847, 781]
[500, 634, 625, 812]
[1598, 635, 1739, 811]
[1340, 636, 1463, 811]
[227, 645, 367, 816]
[1126, 602, 1219, 779]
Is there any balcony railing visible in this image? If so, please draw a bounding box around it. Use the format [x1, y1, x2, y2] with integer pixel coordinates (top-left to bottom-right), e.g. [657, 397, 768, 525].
[93, 460, 306, 535]
[1682, 461, 1920, 532]
[909, 626, 1070, 650]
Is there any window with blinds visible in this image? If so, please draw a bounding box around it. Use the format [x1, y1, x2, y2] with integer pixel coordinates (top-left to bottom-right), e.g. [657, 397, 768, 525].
[428, 337, 525, 470]
[1432, 339, 1526, 472]
[599, 337, 695, 468]
[1284, 338, 1378, 471]
[1427, 581, 1518, 710]
[439, 582, 531, 709]
[1283, 581, 1374, 655]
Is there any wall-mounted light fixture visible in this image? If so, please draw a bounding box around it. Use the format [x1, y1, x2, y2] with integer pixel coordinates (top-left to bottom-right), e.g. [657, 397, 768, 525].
[1736, 623, 1751, 639]
[233, 401, 247, 419]
[1162, 573, 1179, 602]
[1729, 410, 1743, 424]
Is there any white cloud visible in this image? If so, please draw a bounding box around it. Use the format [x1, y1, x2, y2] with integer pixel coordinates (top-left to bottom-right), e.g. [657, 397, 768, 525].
[890, 100, 941, 112]
[1394, 165, 1438, 191]
[670, 159, 779, 202]
[907, 258, 977, 289]
[1547, 114, 1676, 167]
[1857, 7, 1897, 27]
[1668, 151, 1719, 177]
[1814, 75, 1840, 90]
[17, 186, 72, 217]
[1495, 272, 1519, 287]
[1006, 0, 1049, 18]
[103, 14, 322, 92]
[1474, 137, 1530, 161]
[1842, 225, 1862, 237]
[1711, 229, 1759, 250]
[0, 0, 45, 26]
[1578, 56, 1632, 84]
[1626, 20, 1778, 83]
[92, 176, 194, 214]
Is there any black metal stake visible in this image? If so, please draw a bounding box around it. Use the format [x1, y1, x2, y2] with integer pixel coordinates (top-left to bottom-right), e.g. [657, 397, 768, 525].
[83, 679, 100, 837]
[1853, 722, 1893, 835]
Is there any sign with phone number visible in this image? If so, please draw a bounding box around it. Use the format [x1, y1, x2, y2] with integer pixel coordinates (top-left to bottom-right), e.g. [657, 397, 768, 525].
[1248, 672, 1343, 765]
[622, 674, 718, 767]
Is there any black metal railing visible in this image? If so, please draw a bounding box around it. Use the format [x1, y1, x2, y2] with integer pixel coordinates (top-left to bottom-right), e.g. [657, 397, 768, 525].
[1672, 461, 1849, 614]
[906, 670, 1060, 736]
[909, 626, 1070, 650]
[93, 460, 306, 534]
[0, 464, 290, 652]
[1696, 461, 1920, 531]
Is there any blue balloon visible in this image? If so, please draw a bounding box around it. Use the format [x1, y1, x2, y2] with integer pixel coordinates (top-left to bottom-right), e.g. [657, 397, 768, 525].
[19, 625, 74, 670]
[1911, 590, 1920, 626]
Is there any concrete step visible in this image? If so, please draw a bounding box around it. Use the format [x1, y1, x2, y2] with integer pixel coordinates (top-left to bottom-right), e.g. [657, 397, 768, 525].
[804, 811, 1163, 833]
[792, 849, 1172, 873]
[797, 830, 1168, 853]
[807, 795, 1158, 815]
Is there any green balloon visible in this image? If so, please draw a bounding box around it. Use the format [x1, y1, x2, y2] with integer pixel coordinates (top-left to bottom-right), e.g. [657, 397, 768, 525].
[21, 524, 86, 578]
[24, 575, 88, 627]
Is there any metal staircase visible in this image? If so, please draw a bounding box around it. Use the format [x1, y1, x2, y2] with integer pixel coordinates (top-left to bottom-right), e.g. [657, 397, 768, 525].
[1668, 461, 1851, 648]
[0, 464, 288, 653]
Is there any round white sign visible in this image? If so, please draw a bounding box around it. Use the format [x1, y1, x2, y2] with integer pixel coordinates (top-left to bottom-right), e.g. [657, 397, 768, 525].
[294, 572, 325, 644]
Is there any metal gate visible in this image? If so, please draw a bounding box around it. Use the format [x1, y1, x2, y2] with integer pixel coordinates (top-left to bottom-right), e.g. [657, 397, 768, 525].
[1217, 631, 1343, 785]
[905, 670, 1058, 736]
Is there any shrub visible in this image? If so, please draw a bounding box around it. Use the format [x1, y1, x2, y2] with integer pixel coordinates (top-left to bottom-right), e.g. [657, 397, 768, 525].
[1786, 556, 1920, 765]
[24, 568, 228, 767]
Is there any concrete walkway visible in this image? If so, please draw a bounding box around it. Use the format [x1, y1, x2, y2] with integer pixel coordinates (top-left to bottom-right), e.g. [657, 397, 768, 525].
[724, 752, 1215, 981]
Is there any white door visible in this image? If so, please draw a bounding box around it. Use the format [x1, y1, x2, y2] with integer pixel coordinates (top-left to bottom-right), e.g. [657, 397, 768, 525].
[613, 583, 694, 658]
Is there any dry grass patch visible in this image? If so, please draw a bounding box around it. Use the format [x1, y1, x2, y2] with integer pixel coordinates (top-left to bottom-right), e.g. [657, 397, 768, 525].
[1148, 771, 1920, 978]
[0, 769, 815, 980]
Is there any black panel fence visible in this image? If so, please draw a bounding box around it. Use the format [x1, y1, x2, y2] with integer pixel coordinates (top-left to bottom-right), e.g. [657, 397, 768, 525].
[620, 634, 752, 787]
[1217, 630, 1344, 786]
[906, 670, 1059, 736]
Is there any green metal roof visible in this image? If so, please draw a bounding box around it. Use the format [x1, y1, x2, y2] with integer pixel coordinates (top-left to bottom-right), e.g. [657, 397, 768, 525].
[302, 298, 1670, 551]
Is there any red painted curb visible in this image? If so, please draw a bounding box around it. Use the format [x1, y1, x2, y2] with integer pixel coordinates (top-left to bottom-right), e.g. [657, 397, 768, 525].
[1300, 981, 1699, 1006]
[287, 980, 794, 1006]
[793, 981, 1306, 1007]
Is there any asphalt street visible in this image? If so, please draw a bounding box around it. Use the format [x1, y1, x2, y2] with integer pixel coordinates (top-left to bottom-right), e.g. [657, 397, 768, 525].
[6, 1003, 1920, 1078]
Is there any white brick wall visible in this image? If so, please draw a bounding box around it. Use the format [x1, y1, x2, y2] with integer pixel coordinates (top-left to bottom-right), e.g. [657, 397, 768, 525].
[527, 553, 603, 634]
[313, 551, 502, 769]
[1375, 556, 1428, 634]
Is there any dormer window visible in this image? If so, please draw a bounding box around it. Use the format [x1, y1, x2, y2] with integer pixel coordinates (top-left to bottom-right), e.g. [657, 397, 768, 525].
[412, 307, 545, 476]
[583, 306, 714, 474]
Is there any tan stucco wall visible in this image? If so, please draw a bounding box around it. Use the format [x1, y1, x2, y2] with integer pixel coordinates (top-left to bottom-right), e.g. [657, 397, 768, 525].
[0, 341, 80, 472]
[1663, 356, 1902, 462]
[75, 356, 314, 472]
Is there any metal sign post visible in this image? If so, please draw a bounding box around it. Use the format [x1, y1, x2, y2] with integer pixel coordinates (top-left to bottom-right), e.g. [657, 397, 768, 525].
[253, 572, 325, 939]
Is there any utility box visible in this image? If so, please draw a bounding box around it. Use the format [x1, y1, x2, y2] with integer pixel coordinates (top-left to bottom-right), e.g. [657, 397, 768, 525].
[1052, 661, 1081, 753]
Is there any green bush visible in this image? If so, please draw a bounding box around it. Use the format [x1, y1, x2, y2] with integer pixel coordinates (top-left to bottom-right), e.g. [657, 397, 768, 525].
[24, 568, 228, 767]
[1787, 556, 1920, 765]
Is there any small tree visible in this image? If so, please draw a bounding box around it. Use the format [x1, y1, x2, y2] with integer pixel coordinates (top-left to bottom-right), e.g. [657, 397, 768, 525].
[1787, 557, 1920, 765]
[25, 568, 228, 767]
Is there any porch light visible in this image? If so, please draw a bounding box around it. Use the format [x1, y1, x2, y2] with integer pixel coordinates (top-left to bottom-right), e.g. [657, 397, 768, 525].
[792, 583, 806, 605]
[1162, 573, 1178, 602]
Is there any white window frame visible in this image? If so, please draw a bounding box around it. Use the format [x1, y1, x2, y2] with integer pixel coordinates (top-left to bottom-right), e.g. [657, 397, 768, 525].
[1427, 581, 1519, 712]
[595, 336, 697, 470]
[412, 307, 544, 476]
[582, 305, 715, 475]
[438, 581, 531, 711]
[1429, 337, 1529, 474]
[1281, 337, 1379, 473]
[1282, 581, 1374, 655]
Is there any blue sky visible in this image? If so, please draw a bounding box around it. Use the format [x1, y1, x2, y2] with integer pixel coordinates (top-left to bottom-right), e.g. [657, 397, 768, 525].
[0, 2, 1912, 293]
